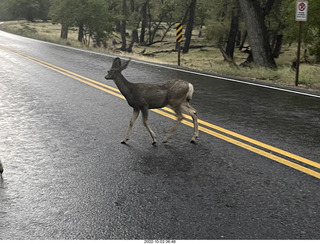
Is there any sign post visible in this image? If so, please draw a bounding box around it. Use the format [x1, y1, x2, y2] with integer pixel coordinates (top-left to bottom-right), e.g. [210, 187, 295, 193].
[295, 1, 308, 86]
[176, 23, 183, 66]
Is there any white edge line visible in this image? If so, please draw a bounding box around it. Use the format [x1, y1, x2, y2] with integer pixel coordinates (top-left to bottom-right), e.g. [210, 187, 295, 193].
[2, 30, 320, 99]
[131, 59, 320, 99]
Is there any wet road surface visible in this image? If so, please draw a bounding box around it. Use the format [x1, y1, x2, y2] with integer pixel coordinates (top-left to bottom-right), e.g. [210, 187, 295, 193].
[0, 30, 320, 239]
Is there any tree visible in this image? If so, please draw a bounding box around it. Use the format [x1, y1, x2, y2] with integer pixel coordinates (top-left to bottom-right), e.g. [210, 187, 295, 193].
[225, 2, 240, 58]
[8, 0, 50, 22]
[0, 0, 11, 20]
[50, 0, 114, 43]
[120, 0, 127, 51]
[49, 0, 78, 39]
[308, 0, 320, 61]
[79, 0, 114, 47]
[128, 0, 185, 47]
[146, 0, 179, 46]
[139, 0, 150, 44]
[239, 0, 277, 68]
[38, 0, 50, 20]
[183, 0, 197, 53]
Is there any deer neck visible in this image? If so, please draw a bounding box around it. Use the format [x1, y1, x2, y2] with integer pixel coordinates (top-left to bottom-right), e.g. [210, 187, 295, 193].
[113, 73, 135, 97]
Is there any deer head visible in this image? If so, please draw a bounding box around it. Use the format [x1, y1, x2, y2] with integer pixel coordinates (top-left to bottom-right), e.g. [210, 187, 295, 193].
[105, 57, 131, 80]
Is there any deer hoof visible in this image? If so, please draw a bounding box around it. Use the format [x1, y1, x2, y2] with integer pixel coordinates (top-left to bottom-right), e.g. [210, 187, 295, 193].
[121, 141, 127, 144]
[152, 141, 157, 146]
[190, 140, 196, 144]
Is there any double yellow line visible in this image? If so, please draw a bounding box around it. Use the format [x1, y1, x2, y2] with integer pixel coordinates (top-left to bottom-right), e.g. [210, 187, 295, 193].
[3, 46, 320, 180]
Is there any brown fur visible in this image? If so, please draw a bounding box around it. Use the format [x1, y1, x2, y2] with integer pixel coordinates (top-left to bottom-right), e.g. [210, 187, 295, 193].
[105, 57, 199, 144]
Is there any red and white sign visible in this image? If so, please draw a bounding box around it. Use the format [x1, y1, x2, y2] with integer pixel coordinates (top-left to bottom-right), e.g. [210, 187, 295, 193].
[296, 1, 308, 21]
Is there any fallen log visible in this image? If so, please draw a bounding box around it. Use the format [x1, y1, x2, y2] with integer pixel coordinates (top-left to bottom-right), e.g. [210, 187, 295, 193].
[141, 49, 177, 56]
[219, 46, 238, 68]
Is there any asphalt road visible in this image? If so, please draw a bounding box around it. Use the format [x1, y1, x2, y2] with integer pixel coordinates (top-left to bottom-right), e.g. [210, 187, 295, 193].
[0, 30, 320, 240]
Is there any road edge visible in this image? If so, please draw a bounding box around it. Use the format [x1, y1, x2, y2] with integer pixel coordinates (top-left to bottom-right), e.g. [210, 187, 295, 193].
[1, 29, 320, 99]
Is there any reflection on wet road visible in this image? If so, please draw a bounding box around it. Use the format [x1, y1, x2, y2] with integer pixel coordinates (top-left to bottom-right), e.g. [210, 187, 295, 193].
[0, 30, 320, 239]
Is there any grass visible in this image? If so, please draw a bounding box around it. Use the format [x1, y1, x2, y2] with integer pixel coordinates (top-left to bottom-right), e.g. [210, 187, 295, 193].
[0, 20, 81, 46]
[1, 20, 320, 91]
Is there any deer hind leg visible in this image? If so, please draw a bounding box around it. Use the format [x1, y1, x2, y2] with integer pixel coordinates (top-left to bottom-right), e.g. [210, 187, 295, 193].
[163, 108, 184, 143]
[141, 108, 157, 145]
[122, 108, 140, 144]
[182, 103, 199, 143]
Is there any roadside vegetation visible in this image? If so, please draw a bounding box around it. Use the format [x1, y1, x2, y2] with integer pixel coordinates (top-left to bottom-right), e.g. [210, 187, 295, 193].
[0, 0, 319, 91]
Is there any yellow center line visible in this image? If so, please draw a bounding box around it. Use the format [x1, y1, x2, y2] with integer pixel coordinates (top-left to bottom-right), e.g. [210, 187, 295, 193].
[3, 46, 320, 180]
[161, 106, 320, 170]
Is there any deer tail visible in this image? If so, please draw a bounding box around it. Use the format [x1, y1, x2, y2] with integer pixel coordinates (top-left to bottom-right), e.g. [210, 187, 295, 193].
[186, 83, 194, 102]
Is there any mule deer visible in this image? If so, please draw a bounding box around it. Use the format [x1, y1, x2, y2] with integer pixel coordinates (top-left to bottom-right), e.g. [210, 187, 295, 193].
[105, 57, 199, 144]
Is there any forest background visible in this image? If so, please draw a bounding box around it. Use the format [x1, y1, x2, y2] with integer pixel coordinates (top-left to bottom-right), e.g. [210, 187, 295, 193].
[0, 0, 319, 90]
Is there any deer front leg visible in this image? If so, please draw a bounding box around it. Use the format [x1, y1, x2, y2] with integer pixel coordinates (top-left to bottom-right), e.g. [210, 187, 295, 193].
[122, 108, 140, 144]
[141, 108, 157, 145]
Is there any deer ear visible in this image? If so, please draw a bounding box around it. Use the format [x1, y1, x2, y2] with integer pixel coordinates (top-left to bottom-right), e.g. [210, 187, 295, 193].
[121, 58, 131, 71]
[112, 57, 122, 69]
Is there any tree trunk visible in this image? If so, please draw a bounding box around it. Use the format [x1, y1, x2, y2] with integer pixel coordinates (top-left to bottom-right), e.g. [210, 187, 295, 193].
[130, 0, 135, 11]
[225, 7, 240, 58]
[115, 21, 121, 32]
[120, 0, 127, 51]
[239, 0, 276, 68]
[272, 34, 283, 58]
[127, 29, 139, 52]
[239, 30, 247, 50]
[78, 23, 84, 42]
[140, 0, 149, 44]
[183, 0, 197, 54]
[60, 24, 68, 39]
[263, 0, 277, 17]
[236, 30, 241, 47]
[26, 10, 35, 22]
[147, 3, 152, 45]
[149, 20, 163, 45]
